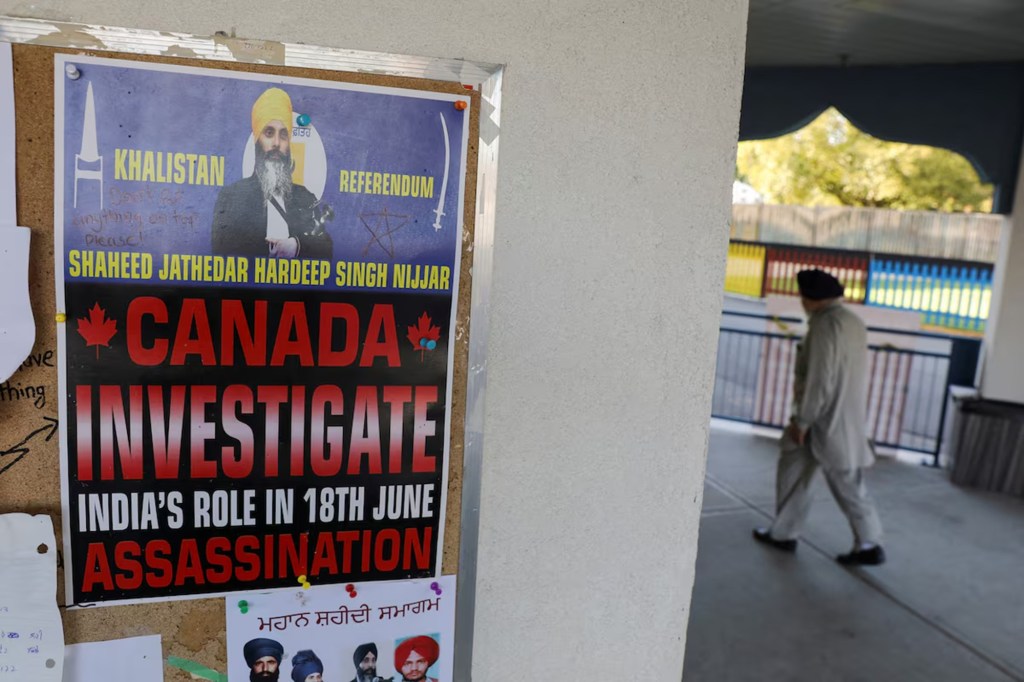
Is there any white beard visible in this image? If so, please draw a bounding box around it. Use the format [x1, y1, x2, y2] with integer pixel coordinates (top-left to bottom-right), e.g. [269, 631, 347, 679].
[257, 156, 293, 202]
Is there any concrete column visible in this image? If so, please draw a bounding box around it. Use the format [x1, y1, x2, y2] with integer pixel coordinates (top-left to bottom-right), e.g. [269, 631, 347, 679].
[0, 1, 750, 678]
[982, 138, 1024, 403]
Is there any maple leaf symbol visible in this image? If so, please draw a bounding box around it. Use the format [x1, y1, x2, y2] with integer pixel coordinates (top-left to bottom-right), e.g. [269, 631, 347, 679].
[76, 303, 118, 359]
[406, 312, 442, 361]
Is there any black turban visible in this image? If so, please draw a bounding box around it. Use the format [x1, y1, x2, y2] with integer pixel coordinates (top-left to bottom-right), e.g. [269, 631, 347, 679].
[353, 642, 378, 668]
[244, 638, 284, 668]
[290, 649, 323, 682]
[796, 269, 844, 300]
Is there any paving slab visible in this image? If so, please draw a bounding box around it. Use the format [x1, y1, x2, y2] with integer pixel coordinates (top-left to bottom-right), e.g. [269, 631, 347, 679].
[685, 426, 1024, 681]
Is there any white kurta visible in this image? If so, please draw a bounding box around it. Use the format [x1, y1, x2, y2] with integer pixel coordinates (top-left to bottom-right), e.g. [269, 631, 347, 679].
[792, 301, 874, 471]
[769, 301, 883, 545]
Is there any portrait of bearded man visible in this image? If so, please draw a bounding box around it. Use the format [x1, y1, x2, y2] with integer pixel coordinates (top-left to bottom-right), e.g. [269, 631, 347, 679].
[349, 642, 391, 682]
[394, 636, 439, 682]
[212, 87, 333, 259]
[243, 637, 284, 682]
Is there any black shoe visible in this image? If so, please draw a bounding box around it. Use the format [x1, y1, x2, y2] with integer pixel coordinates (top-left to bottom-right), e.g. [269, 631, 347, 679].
[837, 545, 886, 566]
[752, 527, 797, 552]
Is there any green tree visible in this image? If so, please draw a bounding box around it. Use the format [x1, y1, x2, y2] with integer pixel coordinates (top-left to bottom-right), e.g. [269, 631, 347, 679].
[737, 109, 993, 212]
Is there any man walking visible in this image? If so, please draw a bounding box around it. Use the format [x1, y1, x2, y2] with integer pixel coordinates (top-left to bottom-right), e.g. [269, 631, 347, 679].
[753, 268, 886, 566]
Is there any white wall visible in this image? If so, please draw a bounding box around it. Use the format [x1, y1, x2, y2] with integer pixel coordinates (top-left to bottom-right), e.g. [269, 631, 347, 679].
[0, 1, 749, 678]
[983, 138, 1024, 403]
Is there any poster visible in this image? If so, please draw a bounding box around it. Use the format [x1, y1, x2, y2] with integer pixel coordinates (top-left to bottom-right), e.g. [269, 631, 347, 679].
[55, 55, 469, 606]
[226, 576, 455, 682]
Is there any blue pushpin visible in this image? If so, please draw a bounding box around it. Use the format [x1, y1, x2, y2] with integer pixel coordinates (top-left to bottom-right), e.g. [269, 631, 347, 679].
[427, 340, 437, 350]
[419, 338, 428, 348]
[297, 113, 311, 127]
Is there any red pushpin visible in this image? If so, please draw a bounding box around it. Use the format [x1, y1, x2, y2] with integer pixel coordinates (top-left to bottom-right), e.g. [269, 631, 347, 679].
[454, 100, 468, 111]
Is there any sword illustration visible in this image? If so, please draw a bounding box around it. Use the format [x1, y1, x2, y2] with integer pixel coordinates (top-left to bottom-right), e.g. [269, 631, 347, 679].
[432, 111, 451, 232]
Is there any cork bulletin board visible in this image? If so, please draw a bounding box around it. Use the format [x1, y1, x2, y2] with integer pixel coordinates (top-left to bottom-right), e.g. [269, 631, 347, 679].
[0, 27, 486, 679]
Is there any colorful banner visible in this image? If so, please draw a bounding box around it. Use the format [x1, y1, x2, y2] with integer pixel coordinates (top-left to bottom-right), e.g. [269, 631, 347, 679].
[55, 55, 469, 605]
[226, 577, 455, 682]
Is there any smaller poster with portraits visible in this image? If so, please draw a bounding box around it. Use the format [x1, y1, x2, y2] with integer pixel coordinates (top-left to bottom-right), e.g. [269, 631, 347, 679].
[226, 576, 455, 682]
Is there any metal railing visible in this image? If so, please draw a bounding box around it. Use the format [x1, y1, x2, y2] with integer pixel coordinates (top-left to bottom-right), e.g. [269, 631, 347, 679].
[712, 311, 981, 463]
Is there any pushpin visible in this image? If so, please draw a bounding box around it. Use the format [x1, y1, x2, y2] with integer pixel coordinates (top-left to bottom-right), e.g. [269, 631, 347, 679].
[237, 600, 249, 614]
[345, 583, 358, 598]
[430, 581, 443, 596]
[297, 113, 311, 127]
[297, 574, 311, 589]
[55, 313, 67, 323]
[454, 100, 468, 111]
[427, 340, 437, 350]
[65, 63, 81, 80]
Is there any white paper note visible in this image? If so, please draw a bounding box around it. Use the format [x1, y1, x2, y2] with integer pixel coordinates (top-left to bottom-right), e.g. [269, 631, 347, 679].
[0, 514, 64, 681]
[0, 41, 15, 227]
[0, 45, 33, 381]
[0, 225, 34, 383]
[62, 635, 163, 682]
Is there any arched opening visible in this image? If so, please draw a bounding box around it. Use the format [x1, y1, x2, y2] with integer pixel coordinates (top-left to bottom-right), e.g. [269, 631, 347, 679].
[736, 107, 993, 212]
[718, 109, 1001, 469]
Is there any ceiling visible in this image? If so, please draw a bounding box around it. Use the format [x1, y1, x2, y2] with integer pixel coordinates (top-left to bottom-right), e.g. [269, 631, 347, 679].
[746, 0, 1024, 66]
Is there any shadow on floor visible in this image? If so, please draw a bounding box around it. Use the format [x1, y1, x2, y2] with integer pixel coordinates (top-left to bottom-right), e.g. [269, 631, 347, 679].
[683, 424, 1024, 682]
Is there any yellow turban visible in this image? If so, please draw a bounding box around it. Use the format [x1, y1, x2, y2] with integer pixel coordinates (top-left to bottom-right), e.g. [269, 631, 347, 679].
[251, 87, 293, 140]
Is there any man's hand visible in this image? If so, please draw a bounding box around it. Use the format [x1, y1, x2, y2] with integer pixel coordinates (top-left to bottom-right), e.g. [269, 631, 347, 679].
[267, 237, 299, 258]
[785, 422, 808, 446]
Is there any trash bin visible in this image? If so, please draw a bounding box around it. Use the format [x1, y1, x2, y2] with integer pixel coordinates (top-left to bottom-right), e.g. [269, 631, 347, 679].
[940, 386, 978, 468]
[949, 397, 1024, 497]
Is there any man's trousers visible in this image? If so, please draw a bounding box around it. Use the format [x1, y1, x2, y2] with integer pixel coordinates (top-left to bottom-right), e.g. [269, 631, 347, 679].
[769, 435, 884, 546]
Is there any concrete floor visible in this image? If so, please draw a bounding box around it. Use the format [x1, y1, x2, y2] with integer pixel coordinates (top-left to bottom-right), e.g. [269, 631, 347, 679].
[684, 424, 1024, 682]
